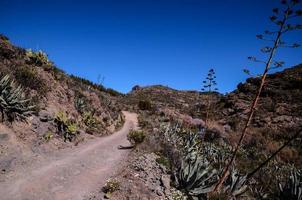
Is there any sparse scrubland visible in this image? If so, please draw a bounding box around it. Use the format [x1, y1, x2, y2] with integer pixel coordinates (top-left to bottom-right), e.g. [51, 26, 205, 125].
[0, 0, 302, 200]
[0, 33, 125, 177]
[111, 1, 302, 199]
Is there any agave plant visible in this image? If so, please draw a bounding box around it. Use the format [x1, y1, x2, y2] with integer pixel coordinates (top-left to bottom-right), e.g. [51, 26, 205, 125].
[251, 186, 269, 200]
[278, 169, 302, 200]
[163, 123, 200, 159]
[199, 142, 232, 170]
[163, 123, 249, 199]
[0, 75, 34, 121]
[221, 167, 249, 199]
[74, 95, 86, 113]
[175, 155, 218, 199]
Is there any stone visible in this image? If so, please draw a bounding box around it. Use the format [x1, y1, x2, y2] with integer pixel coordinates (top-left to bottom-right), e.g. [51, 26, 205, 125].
[0, 133, 9, 141]
[39, 111, 53, 122]
[161, 175, 171, 196]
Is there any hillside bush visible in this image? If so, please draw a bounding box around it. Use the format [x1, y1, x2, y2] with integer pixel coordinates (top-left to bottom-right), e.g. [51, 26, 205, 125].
[14, 66, 49, 96]
[0, 75, 34, 121]
[102, 179, 120, 198]
[54, 111, 78, 142]
[74, 92, 89, 113]
[70, 75, 122, 96]
[82, 112, 101, 134]
[106, 88, 122, 96]
[138, 100, 152, 110]
[43, 65, 66, 81]
[43, 131, 53, 142]
[25, 49, 52, 66]
[127, 130, 146, 146]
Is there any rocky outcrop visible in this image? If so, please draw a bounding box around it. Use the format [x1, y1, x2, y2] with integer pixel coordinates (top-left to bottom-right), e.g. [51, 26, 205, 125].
[109, 153, 173, 200]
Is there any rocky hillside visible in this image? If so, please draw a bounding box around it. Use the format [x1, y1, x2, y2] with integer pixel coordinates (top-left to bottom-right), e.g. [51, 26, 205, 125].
[108, 65, 302, 199]
[0, 35, 124, 172]
[221, 65, 302, 129]
[1, 34, 301, 199]
[123, 85, 221, 115]
[217, 65, 302, 166]
[124, 65, 302, 165]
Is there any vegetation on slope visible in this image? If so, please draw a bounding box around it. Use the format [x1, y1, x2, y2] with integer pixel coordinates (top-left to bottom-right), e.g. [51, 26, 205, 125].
[0, 34, 124, 145]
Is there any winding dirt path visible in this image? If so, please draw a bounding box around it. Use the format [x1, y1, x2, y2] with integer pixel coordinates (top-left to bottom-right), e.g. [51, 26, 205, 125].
[0, 111, 138, 200]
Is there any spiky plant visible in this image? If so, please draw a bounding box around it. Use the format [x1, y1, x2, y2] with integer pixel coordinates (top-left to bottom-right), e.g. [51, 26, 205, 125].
[278, 169, 302, 200]
[251, 186, 269, 200]
[25, 49, 52, 66]
[75, 97, 85, 112]
[54, 111, 78, 142]
[0, 75, 34, 122]
[74, 92, 90, 114]
[83, 112, 98, 128]
[221, 167, 248, 199]
[163, 123, 201, 162]
[175, 156, 218, 199]
[199, 142, 232, 170]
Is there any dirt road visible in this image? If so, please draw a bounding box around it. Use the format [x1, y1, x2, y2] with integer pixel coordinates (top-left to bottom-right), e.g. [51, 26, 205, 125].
[0, 111, 138, 200]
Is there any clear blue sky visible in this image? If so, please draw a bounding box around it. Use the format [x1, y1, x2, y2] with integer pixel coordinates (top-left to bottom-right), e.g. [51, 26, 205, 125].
[1, 0, 301, 93]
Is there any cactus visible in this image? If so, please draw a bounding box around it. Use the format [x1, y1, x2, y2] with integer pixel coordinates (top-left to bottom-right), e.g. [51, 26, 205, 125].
[278, 169, 302, 200]
[54, 111, 78, 142]
[0, 75, 34, 121]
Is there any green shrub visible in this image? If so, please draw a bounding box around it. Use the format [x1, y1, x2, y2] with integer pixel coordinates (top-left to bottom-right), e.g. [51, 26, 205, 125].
[127, 130, 146, 145]
[70, 75, 106, 92]
[83, 112, 101, 134]
[43, 131, 53, 142]
[138, 100, 152, 110]
[70, 75, 122, 96]
[14, 66, 49, 96]
[74, 92, 88, 113]
[102, 179, 120, 198]
[0, 75, 34, 121]
[105, 88, 123, 96]
[54, 111, 78, 142]
[156, 154, 171, 170]
[43, 65, 66, 81]
[25, 49, 52, 66]
[30, 95, 42, 114]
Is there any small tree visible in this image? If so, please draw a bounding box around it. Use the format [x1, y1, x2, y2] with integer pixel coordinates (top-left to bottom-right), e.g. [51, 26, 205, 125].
[214, 0, 302, 192]
[201, 69, 218, 127]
